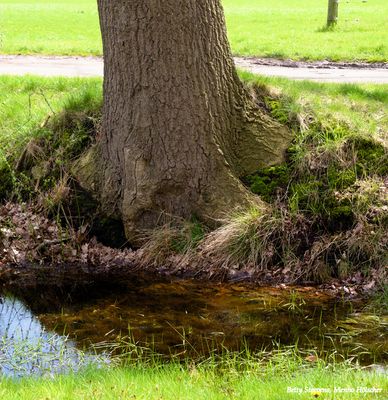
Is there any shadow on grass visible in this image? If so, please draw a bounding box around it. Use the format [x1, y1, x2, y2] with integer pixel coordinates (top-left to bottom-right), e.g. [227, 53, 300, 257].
[316, 25, 337, 33]
[337, 84, 388, 103]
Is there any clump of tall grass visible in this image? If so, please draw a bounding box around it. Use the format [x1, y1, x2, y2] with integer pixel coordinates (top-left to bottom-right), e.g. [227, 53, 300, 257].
[93, 334, 385, 379]
[198, 205, 308, 274]
[138, 216, 206, 266]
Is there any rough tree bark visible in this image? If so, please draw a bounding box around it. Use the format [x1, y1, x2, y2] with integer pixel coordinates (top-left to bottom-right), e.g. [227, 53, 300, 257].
[77, 0, 291, 241]
[327, 0, 339, 26]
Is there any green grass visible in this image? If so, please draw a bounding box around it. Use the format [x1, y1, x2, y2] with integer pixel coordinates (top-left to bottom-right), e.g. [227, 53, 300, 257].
[0, 76, 102, 198]
[0, 76, 101, 152]
[0, 76, 102, 160]
[239, 72, 388, 133]
[1, 358, 386, 399]
[0, 0, 387, 61]
[224, 0, 388, 61]
[0, 0, 101, 56]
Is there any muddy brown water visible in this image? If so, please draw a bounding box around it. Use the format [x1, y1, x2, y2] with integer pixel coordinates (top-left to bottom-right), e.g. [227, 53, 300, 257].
[1, 278, 387, 376]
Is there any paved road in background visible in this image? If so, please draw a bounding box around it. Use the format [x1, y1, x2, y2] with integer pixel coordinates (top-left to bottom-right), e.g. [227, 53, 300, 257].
[0, 55, 387, 83]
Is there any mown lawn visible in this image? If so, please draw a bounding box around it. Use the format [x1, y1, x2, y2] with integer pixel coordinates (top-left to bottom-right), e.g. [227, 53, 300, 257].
[224, 0, 388, 61]
[0, 0, 386, 61]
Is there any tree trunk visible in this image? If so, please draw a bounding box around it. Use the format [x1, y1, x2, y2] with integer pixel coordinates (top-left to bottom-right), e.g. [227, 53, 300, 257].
[327, 0, 339, 27]
[90, 0, 291, 241]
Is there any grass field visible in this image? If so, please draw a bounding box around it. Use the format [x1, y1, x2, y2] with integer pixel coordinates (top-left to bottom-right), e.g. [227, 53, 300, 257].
[0, 0, 100, 56]
[0, 0, 386, 61]
[225, 0, 388, 61]
[1, 355, 387, 400]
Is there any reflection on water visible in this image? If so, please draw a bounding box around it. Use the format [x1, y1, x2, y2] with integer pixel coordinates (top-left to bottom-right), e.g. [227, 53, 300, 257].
[1, 279, 387, 376]
[0, 296, 106, 377]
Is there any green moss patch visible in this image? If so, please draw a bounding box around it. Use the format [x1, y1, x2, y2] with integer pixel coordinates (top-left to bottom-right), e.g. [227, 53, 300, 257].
[244, 165, 290, 202]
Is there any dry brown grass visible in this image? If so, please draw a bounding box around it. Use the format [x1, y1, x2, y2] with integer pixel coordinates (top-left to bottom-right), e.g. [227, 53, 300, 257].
[136, 175, 387, 283]
[198, 204, 309, 274]
[137, 216, 206, 267]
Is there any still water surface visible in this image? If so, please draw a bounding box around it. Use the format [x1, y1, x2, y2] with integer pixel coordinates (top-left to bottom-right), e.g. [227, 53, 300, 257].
[1, 279, 387, 376]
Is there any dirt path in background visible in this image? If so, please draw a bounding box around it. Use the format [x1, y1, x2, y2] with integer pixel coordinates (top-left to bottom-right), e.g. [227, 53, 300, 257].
[0, 55, 387, 83]
[238, 57, 388, 70]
